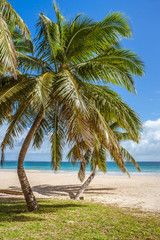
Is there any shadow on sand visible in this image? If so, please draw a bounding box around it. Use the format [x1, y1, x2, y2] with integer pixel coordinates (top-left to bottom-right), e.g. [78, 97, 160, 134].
[7, 184, 116, 199]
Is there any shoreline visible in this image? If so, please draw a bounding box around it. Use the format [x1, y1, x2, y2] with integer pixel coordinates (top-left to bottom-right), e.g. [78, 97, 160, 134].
[0, 171, 160, 213]
[0, 168, 160, 177]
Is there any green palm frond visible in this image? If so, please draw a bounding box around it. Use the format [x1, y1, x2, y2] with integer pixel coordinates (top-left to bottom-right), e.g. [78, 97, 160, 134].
[0, 76, 31, 107]
[90, 145, 107, 173]
[67, 144, 82, 164]
[74, 48, 144, 93]
[0, 0, 30, 39]
[9, 26, 33, 55]
[32, 118, 48, 149]
[65, 11, 132, 63]
[15, 40, 33, 54]
[120, 146, 140, 171]
[49, 104, 64, 171]
[17, 53, 52, 74]
[51, 70, 94, 149]
[0, 1, 31, 77]
[53, 1, 65, 44]
[1, 96, 34, 165]
[84, 83, 142, 141]
[114, 131, 136, 142]
[36, 13, 61, 62]
[0, 14, 17, 77]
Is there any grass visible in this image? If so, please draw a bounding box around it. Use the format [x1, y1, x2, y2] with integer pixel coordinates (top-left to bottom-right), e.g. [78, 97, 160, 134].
[0, 199, 159, 240]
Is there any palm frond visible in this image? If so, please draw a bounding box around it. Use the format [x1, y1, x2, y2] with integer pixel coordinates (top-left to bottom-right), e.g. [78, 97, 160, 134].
[120, 146, 140, 171]
[32, 118, 48, 149]
[74, 48, 144, 93]
[36, 13, 61, 62]
[0, 14, 17, 77]
[17, 53, 52, 74]
[0, 75, 35, 107]
[50, 103, 64, 171]
[114, 131, 136, 142]
[0, 0, 31, 39]
[53, 1, 65, 44]
[67, 144, 82, 164]
[84, 83, 142, 141]
[51, 70, 94, 149]
[1, 95, 34, 165]
[90, 145, 107, 173]
[65, 11, 132, 63]
[9, 26, 33, 55]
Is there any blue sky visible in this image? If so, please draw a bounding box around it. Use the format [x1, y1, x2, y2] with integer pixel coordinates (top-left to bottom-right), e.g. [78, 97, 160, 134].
[1, 0, 160, 162]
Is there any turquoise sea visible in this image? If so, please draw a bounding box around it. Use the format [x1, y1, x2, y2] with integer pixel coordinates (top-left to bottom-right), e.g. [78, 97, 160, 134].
[0, 161, 160, 176]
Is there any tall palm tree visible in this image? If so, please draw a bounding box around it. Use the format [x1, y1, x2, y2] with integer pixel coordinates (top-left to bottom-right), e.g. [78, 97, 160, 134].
[0, 0, 30, 77]
[31, 2, 144, 174]
[0, 2, 144, 211]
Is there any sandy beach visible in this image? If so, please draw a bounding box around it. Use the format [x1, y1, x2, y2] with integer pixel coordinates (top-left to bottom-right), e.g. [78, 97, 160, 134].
[0, 170, 159, 213]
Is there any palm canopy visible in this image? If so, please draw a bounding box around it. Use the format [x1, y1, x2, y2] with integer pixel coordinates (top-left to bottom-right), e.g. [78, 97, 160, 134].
[67, 84, 142, 181]
[67, 119, 141, 181]
[20, 2, 144, 92]
[0, 0, 31, 77]
[0, 2, 144, 175]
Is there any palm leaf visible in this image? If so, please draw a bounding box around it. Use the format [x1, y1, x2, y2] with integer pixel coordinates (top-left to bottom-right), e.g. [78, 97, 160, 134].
[1, 95, 34, 165]
[120, 146, 141, 171]
[50, 103, 64, 171]
[0, 0, 31, 39]
[0, 14, 17, 77]
[17, 52, 52, 74]
[74, 48, 144, 93]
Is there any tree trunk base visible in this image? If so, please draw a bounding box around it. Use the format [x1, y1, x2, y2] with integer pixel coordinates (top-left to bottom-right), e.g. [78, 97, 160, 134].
[27, 199, 39, 212]
[75, 165, 98, 200]
[17, 168, 39, 212]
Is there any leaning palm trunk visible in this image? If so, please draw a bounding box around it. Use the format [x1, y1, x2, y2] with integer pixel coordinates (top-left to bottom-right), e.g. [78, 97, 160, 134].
[17, 107, 44, 211]
[75, 165, 99, 200]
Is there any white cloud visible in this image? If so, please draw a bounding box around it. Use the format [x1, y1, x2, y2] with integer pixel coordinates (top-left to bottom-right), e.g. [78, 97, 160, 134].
[122, 118, 160, 161]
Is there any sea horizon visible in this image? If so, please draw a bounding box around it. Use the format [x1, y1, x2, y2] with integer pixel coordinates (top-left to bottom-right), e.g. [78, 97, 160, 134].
[0, 161, 160, 176]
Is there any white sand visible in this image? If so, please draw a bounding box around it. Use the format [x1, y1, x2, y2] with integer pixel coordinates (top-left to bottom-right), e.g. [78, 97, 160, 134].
[0, 170, 160, 213]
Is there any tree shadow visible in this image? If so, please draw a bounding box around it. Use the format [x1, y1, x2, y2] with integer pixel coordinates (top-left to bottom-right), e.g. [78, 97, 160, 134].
[33, 184, 116, 197]
[0, 198, 87, 223]
[0, 184, 117, 223]
[8, 184, 116, 198]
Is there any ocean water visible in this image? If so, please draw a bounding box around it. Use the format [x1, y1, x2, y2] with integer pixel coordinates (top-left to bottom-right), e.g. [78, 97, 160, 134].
[0, 161, 160, 176]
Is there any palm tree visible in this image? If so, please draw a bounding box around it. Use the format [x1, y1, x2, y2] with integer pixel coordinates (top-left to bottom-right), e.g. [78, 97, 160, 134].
[73, 120, 141, 200]
[0, 0, 30, 77]
[32, 2, 144, 172]
[0, 2, 144, 211]
[66, 85, 142, 199]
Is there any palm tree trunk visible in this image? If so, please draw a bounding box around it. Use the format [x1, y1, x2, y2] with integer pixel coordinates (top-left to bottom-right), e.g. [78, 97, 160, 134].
[75, 164, 98, 200]
[17, 107, 44, 211]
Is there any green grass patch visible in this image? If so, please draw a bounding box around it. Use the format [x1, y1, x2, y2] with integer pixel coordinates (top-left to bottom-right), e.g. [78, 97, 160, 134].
[0, 199, 159, 240]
